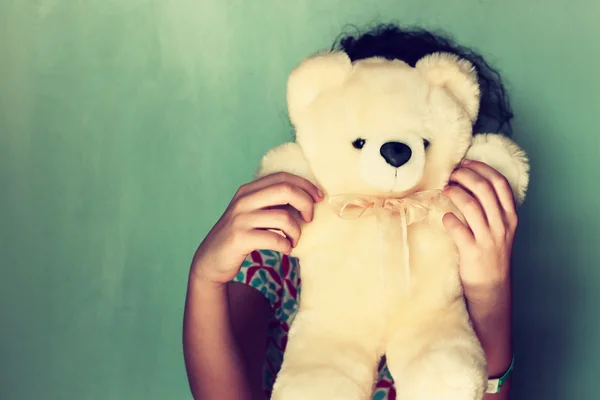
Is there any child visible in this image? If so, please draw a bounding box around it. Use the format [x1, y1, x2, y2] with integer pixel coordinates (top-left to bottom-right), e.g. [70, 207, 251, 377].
[184, 24, 517, 400]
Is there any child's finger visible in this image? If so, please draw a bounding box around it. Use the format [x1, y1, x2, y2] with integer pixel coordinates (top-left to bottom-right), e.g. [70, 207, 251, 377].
[442, 185, 490, 243]
[244, 209, 301, 248]
[246, 229, 293, 256]
[235, 172, 323, 203]
[442, 212, 475, 251]
[236, 182, 316, 222]
[461, 160, 517, 218]
[449, 166, 505, 238]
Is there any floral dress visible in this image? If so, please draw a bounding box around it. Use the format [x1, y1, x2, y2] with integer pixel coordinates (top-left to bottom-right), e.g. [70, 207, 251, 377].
[231, 250, 396, 400]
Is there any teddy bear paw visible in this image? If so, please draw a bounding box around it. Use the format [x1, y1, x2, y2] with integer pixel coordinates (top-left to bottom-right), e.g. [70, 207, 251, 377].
[392, 347, 487, 400]
[271, 368, 370, 400]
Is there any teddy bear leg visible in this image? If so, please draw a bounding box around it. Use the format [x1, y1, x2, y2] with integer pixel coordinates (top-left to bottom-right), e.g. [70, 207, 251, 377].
[270, 322, 379, 400]
[385, 313, 487, 400]
[272, 363, 373, 400]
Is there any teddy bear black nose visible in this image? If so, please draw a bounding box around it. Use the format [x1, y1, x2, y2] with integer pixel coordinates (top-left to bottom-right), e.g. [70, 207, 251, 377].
[380, 142, 412, 168]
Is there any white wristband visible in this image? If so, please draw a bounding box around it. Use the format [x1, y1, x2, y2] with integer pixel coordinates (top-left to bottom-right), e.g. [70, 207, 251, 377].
[486, 354, 514, 394]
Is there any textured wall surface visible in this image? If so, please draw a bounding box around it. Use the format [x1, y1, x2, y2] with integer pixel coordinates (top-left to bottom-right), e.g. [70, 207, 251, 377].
[1, 1, 599, 399]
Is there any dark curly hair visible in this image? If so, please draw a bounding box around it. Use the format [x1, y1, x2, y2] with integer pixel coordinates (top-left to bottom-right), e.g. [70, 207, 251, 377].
[331, 24, 514, 136]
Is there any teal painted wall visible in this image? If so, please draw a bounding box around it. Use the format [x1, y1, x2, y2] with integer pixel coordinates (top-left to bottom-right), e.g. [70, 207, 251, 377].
[1, 1, 598, 399]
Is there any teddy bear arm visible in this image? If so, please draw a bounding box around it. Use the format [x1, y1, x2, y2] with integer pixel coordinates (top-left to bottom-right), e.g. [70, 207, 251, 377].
[464, 134, 530, 206]
[256, 141, 317, 183]
[254, 142, 320, 258]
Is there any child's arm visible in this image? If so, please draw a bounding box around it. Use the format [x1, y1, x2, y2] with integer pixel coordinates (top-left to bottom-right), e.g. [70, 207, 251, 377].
[183, 276, 270, 400]
[228, 282, 273, 398]
[183, 277, 254, 399]
[470, 296, 512, 400]
[183, 172, 323, 399]
[444, 159, 521, 399]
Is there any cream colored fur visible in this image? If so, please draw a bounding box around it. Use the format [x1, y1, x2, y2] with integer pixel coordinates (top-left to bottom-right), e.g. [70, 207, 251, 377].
[256, 51, 530, 400]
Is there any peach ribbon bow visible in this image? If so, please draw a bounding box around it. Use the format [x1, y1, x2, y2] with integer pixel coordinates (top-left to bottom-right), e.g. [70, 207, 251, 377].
[328, 190, 445, 295]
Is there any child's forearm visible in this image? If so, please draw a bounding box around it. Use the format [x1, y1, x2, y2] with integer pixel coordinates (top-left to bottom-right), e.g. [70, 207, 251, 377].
[183, 274, 252, 400]
[468, 294, 513, 400]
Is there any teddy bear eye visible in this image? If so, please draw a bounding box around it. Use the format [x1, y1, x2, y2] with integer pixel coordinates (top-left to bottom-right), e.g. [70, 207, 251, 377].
[352, 138, 366, 149]
[423, 139, 430, 149]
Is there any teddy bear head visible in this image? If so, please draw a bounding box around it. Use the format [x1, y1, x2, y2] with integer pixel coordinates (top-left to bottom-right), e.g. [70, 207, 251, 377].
[285, 51, 529, 204]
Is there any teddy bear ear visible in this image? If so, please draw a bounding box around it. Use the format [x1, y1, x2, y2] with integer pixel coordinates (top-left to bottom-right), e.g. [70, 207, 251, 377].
[287, 51, 353, 125]
[416, 52, 481, 123]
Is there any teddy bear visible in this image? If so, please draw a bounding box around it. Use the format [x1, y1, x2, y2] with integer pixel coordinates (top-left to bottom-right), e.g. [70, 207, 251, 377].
[254, 50, 530, 400]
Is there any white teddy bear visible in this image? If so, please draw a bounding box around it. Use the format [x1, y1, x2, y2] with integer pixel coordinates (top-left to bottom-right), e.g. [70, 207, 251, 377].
[255, 50, 530, 400]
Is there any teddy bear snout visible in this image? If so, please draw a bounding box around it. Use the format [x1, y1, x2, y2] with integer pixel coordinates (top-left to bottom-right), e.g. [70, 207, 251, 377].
[380, 142, 412, 168]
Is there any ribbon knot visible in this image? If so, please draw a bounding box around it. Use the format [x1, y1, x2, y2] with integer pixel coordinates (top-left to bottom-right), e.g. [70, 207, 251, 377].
[328, 190, 444, 296]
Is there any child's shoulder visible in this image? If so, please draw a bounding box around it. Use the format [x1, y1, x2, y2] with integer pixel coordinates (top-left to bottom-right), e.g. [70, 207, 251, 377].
[231, 250, 301, 322]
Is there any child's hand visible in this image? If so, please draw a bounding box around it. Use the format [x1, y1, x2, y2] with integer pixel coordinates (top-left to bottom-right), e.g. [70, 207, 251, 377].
[191, 172, 323, 287]
[441, 159, 518, 308]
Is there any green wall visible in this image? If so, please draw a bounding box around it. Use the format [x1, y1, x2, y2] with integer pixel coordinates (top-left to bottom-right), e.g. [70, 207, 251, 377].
[1, 1, 598, 399]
